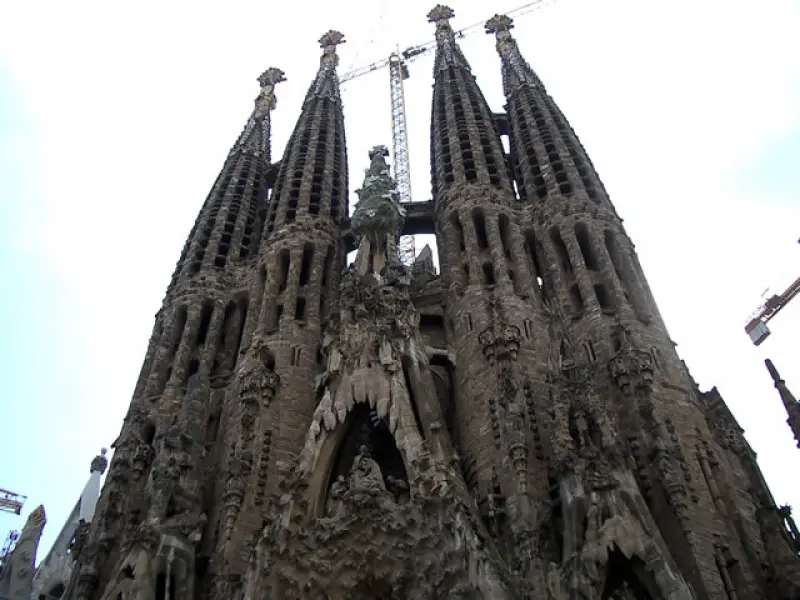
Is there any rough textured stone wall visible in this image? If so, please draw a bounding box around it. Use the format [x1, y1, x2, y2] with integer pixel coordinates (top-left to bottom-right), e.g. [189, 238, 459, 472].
[59, 8, 800, 600]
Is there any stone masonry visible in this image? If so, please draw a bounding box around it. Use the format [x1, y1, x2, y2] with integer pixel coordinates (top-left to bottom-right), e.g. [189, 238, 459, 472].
[60, 6, 800, 600]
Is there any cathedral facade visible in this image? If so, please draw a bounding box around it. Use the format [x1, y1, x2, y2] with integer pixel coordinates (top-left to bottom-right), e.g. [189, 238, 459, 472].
[60, 6, 800, 599]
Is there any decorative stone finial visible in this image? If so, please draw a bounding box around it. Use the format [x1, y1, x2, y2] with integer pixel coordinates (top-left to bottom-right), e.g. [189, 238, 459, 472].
[319, 30, 346, 51]
[258, 67, 286, 89]
[90, 448, 109, 474]
[369, 145, 390, 160]
[427, 4, 455, 24]
[485, 12, 544, 93]
[485, 14, 514, 35]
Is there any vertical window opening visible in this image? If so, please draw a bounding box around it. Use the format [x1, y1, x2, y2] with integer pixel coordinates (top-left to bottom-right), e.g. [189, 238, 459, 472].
[299, 243, 314, 286]
[295, 297, 306, 321]
[321, 245, 334, 287]
[482, 262, 496, 286]
[452, 213, 466, 252]
[473, 209, 489, 250]
[291, 347, 302, 366]
[197, 301, 213, 345]
[575, 223, 597, 270]
[498, 214, 513, 259]
[233, 297, 248, 360]
[268, 304, 283, 332]
[594, 284, 612, 310]
[550, 227, 573, 274]
[278, 249, 290, 292]
[569, 284, 583, 312]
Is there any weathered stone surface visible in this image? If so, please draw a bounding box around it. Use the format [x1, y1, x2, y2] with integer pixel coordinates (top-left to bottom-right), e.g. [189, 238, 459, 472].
[59, 8, 800, 600]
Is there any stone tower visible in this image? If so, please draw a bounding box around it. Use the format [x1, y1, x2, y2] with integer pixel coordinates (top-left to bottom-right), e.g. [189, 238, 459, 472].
[0, 505, 45, 600]
[62, 7, 800, 600]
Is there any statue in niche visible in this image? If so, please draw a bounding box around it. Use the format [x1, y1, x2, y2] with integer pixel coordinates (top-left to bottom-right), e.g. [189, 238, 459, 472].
[349, 444, 388, 499]
[325, 475, 349, 518]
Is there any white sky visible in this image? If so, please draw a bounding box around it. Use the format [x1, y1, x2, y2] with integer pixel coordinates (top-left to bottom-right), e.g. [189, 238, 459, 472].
[0, 0, 798, 560]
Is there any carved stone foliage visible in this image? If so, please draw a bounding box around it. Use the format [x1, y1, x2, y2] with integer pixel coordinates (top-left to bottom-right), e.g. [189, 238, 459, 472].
[235, 339, 280, 409]
[478, 323, 521, 364]
[607, 323, 654, 396]
[246, 448, 514, 600]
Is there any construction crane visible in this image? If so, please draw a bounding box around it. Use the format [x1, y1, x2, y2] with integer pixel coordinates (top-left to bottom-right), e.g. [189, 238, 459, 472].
[0, 488, 25, 515]
[339, 0, 560, 265]
[745, 276, 800, 346]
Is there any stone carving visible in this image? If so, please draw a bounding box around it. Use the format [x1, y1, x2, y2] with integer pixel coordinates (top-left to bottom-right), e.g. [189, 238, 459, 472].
[478, 323, 521, 364]
[351, 145, 406, 277]
[0, 505, 46, 600]
[244, 446, 514, 599]
[427, 5, 471, 72]
[231, 66, 284, 159]
[608, 322, 654, 396]
[485, 14, 544, 92]
[90, 448, 109, 474]
[314, 30, 345, 99]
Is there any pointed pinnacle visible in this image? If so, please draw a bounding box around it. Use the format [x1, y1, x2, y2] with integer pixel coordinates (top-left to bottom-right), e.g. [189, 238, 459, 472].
[485, 14, 514, 35]
[766, 358, 782, 384]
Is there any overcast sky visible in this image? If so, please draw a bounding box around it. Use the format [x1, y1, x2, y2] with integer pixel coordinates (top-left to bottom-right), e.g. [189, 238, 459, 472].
[1, 0, 798, 561]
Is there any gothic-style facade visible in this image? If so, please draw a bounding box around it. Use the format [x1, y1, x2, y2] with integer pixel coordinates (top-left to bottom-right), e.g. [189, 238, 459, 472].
[60, 7, 800, 600]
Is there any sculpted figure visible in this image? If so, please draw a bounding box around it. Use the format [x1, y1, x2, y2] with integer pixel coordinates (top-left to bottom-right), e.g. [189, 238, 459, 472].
[350, 445, 387, 494]
[326, 475, 348, 517]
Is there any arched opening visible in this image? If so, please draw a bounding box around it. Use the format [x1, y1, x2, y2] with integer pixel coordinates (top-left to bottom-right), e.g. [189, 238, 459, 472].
[48, 583, 65, 598]
[325, 403, 409, 512]
[142, 423, 156, 445]
[601, 548, 657, 599]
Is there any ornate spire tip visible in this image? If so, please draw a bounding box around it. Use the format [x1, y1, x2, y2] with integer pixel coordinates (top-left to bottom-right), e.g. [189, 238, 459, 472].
[369, 145, 390, 159]
[485, 14, 514, 35]
[427, 5, 454, 24]
[319, 30, 345, 50]
[258, 67, 286, 88]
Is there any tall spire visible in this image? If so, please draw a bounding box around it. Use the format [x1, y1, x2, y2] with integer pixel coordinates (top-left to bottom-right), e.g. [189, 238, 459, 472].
[231, 67, 286, 161]
[485, 13, 612, 208]
[306, 30, 346, 104]
[766, 359, 800, 448]
[485, 14, 545, 95]
[263, 30, 349, 235]
[428, 5, 513, 199]
[427, 5, 471, 71]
